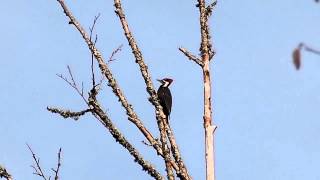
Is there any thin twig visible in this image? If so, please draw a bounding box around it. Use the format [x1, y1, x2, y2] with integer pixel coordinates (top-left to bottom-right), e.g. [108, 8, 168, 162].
[303, 44, 320, 55]
[91, 35, 98, 87]
[51, 148, 62, 180]
[142, 140, 153, 147]
[89, 14, 100, 87]
[206, 0, 217, 17]
[57, 66, 88, 104]
[108, 44, 123, 63]
[27, 144, 49, 180]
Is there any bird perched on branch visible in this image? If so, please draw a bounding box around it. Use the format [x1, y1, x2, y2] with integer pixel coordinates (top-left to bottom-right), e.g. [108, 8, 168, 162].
[157, 78, 173, 121]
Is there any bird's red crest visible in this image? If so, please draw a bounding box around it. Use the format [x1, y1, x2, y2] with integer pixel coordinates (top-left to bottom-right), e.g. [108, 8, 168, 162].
[163, 78, 173, 84]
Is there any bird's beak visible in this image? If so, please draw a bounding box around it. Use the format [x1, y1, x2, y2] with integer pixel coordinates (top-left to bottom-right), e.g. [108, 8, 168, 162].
[157, 79, 162, 83]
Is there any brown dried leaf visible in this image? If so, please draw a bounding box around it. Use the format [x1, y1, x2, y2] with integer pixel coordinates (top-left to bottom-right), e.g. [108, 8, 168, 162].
[292, 48, 301, 70]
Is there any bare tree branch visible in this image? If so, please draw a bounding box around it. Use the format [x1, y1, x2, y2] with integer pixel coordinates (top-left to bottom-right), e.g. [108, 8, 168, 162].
[56, 66, 88, 104]
[303, 44, 320, 55]
[27, 144, 49, 180]
[113, 1, 191, 179]
[165, 123, 185, 178]
[198, 1, 217, 179]
[0, 165, 12, 180]
[88, 87, 164, 180]
[55, 0, 180, 174]
[50, 66, 164, 179]
[108, 44, 123, 63]
[181, 1, 217, 180]
[89, 14, 99, 88]
[206, 0, 217, 17]
[51, 148, 62, 180]
[179, 47, 203, 67]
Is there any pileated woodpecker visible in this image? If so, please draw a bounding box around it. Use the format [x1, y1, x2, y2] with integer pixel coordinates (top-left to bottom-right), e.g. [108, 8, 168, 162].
[157, 78, 173, 120]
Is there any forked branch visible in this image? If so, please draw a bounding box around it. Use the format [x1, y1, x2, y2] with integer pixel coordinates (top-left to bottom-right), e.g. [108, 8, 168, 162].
[27, 144, 50, 180]
[47, 107, 91, 120]
[26, 145, 62, 180]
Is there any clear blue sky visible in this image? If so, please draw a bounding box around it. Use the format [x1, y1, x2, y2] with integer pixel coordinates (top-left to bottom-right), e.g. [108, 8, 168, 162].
[1, 0, 320, 179]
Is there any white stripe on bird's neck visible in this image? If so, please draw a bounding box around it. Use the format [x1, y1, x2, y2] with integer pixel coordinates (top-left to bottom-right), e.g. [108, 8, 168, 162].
[162, 81, 170, 87]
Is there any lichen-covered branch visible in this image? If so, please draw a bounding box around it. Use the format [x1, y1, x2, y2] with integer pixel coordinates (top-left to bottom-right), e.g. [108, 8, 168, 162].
[159, 122, 174, 180]
[88, 88, 164, 180]
[0, 165, 12, 180]
[55, 0, 180, 172]
[198, 0, 215, 60]
[165, 123, 190, 180]
[113, 1, 190, 179]
[47, 107, 91, 120]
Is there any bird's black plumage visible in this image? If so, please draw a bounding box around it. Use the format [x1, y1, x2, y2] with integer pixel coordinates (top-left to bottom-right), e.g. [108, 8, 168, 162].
[157, 78, 173, 121]
[157, 86, 172, 118]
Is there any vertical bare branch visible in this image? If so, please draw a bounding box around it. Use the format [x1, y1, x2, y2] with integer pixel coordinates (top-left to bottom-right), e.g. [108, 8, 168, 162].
[198, 1, 217, 180]
[0, 165, 12, 180]
[89, 14, 100, 87]
[180, 1, 217, 180]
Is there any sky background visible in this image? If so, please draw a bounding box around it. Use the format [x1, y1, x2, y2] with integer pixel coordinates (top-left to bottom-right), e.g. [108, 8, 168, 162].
[1, 0, 320, 179]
